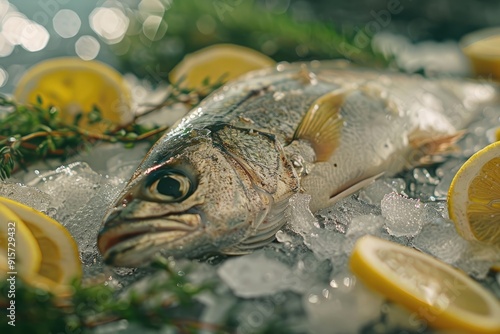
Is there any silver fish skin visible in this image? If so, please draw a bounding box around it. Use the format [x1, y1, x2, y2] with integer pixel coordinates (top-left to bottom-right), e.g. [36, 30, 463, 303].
[97, 61, 498, 267]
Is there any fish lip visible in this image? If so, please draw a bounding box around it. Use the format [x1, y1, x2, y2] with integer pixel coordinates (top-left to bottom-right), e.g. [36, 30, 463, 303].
[97, 214, 201, 266]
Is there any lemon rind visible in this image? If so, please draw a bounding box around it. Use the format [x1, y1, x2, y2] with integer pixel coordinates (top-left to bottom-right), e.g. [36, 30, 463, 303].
[0, 197, 82, 287]
[448, 140, 500, 243]
[169, 43, 276, 89]
[350, 235, 500, 333]
[13, 57, 132, 126]
[0, 202, 42, 276]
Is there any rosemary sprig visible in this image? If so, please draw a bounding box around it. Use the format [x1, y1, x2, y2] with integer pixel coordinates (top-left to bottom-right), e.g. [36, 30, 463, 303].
[0, 81, 221, 180]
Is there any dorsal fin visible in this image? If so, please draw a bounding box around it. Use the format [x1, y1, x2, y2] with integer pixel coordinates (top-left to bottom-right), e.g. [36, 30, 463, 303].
[293, 90, 345, 161]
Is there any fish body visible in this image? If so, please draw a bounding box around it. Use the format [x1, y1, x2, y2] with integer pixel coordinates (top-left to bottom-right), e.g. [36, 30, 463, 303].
[98, 61, 498, 266]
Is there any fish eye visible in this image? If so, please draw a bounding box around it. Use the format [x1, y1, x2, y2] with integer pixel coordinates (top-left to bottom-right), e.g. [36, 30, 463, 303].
[143, 170, 194, 202]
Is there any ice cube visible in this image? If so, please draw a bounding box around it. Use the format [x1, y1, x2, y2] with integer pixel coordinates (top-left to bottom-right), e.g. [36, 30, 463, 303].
[217, 251, 300, 298]
[434, 157, 465, 200]
[454, 242, 500, 279]
[317, 195, 381, 234]
[381, 192, 429, 237]
[27, 162, 110, 222]
[381, 302, 429, 333]
[304, 271, 384, 334]
[413, 218, 468, 264]
[64, 180, 122, 257]
[287, 193, 318, 237]
[286, 193, 339, 259]
[346, 214, 386, 238]
[287, 194, 385, 261]
[358, 177, 407, 205]
[0, 182, 55, 213]
[341, 215, 388, 255]
[24, 161, 125, 264]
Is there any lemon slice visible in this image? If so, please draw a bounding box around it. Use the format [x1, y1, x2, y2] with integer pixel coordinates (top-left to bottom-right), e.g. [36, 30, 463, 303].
[14, 57, 132, 131]
[0, 203, 42, 277]
[448, 141, 500, 246]
[169, 44, 275, 91]
[350, 235, 500, 333]
[460, 27, 500, 80]
[0, 197, 82, 294]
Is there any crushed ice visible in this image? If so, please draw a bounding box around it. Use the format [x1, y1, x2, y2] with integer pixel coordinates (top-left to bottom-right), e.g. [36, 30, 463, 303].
[3, 111, 500, 334]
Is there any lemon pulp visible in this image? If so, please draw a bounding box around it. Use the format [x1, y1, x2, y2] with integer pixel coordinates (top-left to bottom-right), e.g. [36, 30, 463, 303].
[169, 44, 275, 91]
[0, 203, 42, 278]
[448, 141, 500, 246]
[350, 235, 500, 333]
[0, 197, 82, 295]
[14, 57, 132, 131]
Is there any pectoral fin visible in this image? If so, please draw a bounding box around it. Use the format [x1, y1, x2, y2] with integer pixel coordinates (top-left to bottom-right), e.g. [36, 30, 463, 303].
[293, 90, 345, 161]
[221, 196, 290, 254]
[329, 172, 385, 204]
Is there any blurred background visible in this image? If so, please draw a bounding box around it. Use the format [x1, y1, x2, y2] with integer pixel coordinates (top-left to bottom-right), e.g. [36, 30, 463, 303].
[1, 0, 499, 92]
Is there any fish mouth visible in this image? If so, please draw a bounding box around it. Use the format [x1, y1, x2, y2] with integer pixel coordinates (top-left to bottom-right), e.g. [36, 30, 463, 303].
[97, 213, 201, 267]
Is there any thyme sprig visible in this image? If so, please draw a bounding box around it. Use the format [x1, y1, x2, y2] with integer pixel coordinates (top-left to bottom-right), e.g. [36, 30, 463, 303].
[0, 80, 221, 180]
[0, 257, 225, 334]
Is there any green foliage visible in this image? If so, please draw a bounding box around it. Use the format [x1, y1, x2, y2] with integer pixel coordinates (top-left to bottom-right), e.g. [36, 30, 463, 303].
[117, 0, 386, 82]
[0, 81, 221, 180]
[0, 258, 224, 334]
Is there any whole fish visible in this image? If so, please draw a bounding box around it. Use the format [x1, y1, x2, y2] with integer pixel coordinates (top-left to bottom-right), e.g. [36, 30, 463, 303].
[98, 61, 498, 267]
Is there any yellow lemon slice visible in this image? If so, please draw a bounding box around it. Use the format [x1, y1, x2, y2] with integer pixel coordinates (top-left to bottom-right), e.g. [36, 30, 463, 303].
[350, 235, 500, 333]
[0, 197, 82, 295]
[460, 27, 500, 80]
[169, 44, 275, 91]
[448, 141, 500, 246]
[14, 57, 132, 131]
[0, 203, 42, 278]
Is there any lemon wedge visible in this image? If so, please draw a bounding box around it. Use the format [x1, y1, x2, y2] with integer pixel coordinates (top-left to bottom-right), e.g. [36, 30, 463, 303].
[448, 141, 500, 246]
[0, 197, 82, 295]
[14, 57, 132, 131]
[169, 44, 275, 91]
[0, 203, 42, 277]
[350, 235, 500, 333]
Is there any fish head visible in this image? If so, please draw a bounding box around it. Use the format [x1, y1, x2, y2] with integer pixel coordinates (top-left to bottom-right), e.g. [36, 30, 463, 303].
[97, 128, 273, 267]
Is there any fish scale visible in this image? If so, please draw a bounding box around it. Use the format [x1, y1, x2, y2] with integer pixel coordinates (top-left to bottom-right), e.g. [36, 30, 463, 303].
[97, 61, 499, 266]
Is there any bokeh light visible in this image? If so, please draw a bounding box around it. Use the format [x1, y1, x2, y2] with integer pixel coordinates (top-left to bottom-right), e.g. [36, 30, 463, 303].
[0, 4, 50, 55]
[75, 35, 100, 60]
[0, 34, 14, 57]
[53, 9, 81, 38]
[20, 21, 49, 52]
[196, 15, 216, 35]
[138, 0, 166, 16]
[90, 7, 129, 44]
[0, 67, 7, 87]
[142, 15, 167, 41]
[2, 14, 28, 45]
